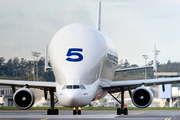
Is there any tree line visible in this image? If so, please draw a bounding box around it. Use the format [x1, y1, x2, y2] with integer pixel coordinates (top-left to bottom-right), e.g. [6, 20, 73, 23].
[113, 59, 180, 81]
[0, 57, 180, 82]
[0, 57, 55, 82]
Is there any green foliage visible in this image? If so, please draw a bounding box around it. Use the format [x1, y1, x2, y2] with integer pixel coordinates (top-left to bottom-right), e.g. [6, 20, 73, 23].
[0, 57, 55, 82]
[39, 76, 46, 81]
[113, 59, 180, 81]
[158, 60, 180, 72]
[114, 59, 151, 81]
[1, 57, 180, 82]
[27, 74, 33, 81]
[0, 75, 24, 80]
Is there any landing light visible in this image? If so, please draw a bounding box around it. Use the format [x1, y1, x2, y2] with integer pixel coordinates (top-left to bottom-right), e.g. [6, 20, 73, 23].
[78, 107, 81, 110]
[74, 107, 76, 110]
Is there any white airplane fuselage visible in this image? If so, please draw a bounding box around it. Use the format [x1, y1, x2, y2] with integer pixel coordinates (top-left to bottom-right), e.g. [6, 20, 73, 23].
[48, 23, 118, 107]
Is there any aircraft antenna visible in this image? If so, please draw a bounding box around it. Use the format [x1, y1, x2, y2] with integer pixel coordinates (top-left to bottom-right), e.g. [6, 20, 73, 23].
[96, 1, 101, 31]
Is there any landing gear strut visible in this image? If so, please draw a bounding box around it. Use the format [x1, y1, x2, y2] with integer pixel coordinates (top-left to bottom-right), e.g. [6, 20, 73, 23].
[47, 89, 59, 115]
[73, 107, 81, 115]
[108, 88, 128, 115]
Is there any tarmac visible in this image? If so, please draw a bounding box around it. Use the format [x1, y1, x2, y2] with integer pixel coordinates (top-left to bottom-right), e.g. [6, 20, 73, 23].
[0, 110, 179, 120]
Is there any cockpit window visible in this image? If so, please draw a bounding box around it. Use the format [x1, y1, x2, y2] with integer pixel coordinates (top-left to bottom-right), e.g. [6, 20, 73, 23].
[80, 85, 86, 89]
[62, 85, 86, 90]
[62, 85, 66, 90]
[66, 85, 72, 89]
[73, 85, 80, 89]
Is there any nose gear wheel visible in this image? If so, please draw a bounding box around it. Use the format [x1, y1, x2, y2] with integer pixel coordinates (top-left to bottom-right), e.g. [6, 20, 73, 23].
[73, 107, 81, 115]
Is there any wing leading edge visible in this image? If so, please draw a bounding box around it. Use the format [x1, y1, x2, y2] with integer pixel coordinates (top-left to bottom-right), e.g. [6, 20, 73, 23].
[115, 44, 157, 73]
[115, 66, 154, 72]
[0, 79, 56, 88]
[102, 77, 180, 92]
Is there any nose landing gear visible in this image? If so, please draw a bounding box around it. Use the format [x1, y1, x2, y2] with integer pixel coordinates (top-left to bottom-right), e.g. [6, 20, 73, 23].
[73, 107, 81, 115]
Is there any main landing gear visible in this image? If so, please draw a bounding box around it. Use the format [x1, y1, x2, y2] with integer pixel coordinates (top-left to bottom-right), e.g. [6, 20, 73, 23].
[108, 88, 128, 115]
[73, 107, 81, 115]
[47, 89, 59, 115]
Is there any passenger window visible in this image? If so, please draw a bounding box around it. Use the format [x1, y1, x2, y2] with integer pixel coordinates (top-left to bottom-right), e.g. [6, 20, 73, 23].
[114, 56, 118, 63]
[107, 54, 114, 61]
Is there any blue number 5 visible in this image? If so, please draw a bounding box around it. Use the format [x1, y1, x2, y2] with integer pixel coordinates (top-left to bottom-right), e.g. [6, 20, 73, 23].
[66, 48, 83, 62]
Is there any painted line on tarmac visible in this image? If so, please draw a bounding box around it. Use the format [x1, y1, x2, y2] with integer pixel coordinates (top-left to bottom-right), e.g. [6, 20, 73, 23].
[164, 118, 171, 120]
[40, 118, 49, 120]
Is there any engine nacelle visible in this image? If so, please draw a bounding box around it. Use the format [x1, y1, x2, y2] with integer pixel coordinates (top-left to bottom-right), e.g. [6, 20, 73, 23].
[13, 88, 35, 110]
[132, 87, 153, 108]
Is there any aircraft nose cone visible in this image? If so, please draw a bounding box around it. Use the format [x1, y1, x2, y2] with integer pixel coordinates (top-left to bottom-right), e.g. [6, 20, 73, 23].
[66, 91, 81, 107]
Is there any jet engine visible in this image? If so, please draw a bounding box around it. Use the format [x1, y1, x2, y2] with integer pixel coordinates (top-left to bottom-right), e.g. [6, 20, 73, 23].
[13, 88, 35, 110]
[131, 86, 153, 108]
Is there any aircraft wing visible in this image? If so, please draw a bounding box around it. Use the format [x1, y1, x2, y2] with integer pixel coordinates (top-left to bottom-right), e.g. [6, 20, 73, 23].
[102, 77, 180, 92]
[115, 66, 153, 72]
[0, 79, 56, 89]
[115, 44, 158, 73]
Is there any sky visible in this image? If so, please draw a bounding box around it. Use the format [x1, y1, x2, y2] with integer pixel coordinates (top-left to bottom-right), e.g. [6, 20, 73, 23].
[1, 0, 180, 66]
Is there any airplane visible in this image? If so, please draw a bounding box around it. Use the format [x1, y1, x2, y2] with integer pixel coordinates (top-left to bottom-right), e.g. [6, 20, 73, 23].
[1, 1, 180, 116]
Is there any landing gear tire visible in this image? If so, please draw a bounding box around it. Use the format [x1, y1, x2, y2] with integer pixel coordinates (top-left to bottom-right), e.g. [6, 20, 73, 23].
[117, 108, 121, 115]
[109, 88, 129, 116]
[73, 110, 76, 115]
[47, 109, 51, 115]
[116, 108, 128, 115]
[73, 107, 81, 115]
[78, 110, 81, 115]
[124, 108, 128, 115]
[47, 89, 59, 115]
[47, 109, 59, 115]
[55, 109, 59, 115]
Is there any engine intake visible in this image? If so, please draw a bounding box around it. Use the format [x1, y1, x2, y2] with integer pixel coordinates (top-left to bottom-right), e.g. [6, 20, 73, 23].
[132, 87, 153, 108]
[13, 88, 35, 110]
